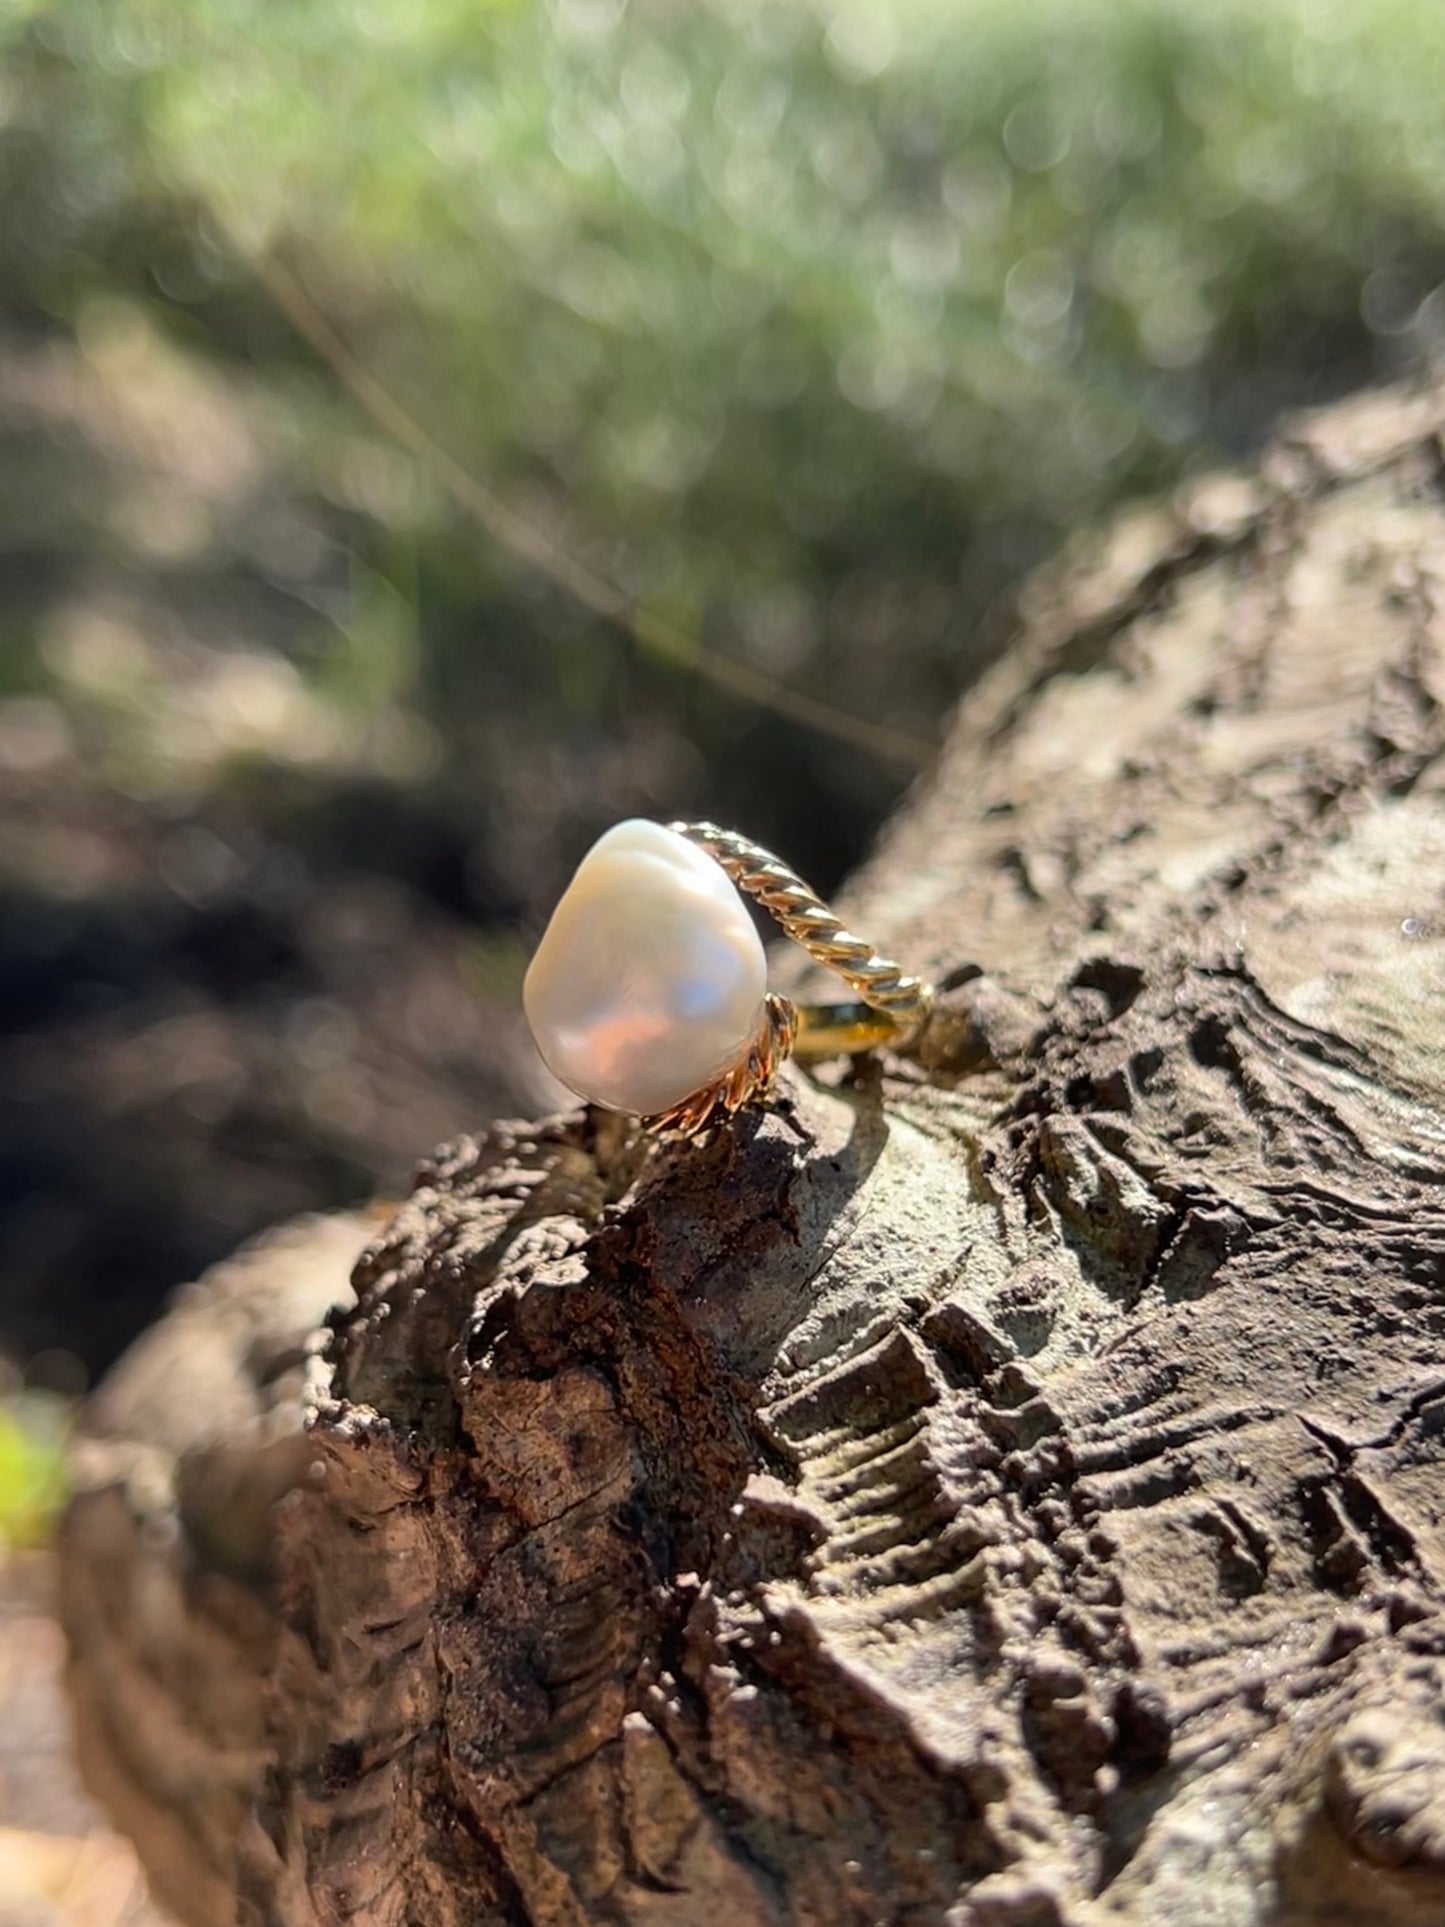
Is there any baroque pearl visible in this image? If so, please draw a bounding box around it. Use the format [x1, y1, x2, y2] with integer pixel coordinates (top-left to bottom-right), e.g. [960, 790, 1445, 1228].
[524, 819, 767, 1115]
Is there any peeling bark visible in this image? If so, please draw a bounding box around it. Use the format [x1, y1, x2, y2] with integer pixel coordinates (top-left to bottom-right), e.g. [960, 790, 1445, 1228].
[65, 381, 1445, 1926]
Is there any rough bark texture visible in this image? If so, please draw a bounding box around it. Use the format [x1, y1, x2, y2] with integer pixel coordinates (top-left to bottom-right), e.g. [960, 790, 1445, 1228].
[59, 1212, 370, 1927]
[63, 380, 1445, 1927]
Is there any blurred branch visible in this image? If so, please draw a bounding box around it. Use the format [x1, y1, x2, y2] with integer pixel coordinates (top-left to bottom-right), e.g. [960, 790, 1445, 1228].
[251, 252, 936, 771]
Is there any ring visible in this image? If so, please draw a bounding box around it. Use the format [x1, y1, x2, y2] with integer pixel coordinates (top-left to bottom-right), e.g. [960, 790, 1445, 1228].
[523, 818, 933, 1137]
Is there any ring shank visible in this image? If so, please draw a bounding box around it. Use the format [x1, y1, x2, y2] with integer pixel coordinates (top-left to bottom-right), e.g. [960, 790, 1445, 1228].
[645, 821, 933, 1135]
[673, 821, 933, 1045]
[793, 1000, 908, 1059]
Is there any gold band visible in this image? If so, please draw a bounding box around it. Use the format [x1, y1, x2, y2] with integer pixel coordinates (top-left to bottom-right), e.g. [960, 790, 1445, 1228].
[792, 999, 907, 1059]
[647, 822, 933, 1137]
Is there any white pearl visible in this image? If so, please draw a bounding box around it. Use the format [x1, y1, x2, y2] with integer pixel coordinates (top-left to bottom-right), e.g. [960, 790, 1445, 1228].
[524, 819, 767, 1115]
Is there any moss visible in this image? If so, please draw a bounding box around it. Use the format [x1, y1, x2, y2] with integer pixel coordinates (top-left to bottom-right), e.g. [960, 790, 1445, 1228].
[0, 1398, 69, 1551]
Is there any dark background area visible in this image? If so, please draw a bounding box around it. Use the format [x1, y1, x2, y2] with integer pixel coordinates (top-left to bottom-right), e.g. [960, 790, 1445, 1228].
[3, 0, 1445, 1379]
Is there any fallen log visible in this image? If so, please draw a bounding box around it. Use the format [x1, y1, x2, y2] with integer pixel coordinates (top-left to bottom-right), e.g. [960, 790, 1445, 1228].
[64, 379, 1445, 1927]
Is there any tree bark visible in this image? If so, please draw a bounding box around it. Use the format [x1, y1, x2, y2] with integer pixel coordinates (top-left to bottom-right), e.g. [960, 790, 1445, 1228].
[59, 1212, 371, 1927]
[64, 379, 1445, 1927]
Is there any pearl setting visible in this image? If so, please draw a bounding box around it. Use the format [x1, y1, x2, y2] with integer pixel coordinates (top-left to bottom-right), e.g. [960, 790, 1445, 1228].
[524, 819, 768, 1116]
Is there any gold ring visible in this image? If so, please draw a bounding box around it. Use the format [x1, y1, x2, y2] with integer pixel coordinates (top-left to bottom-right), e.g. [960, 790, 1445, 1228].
[523, 818, 933, 1138]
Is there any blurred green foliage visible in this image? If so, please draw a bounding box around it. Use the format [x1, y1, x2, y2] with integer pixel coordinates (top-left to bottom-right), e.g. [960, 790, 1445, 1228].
[6, 0, 1445, 867]
[0, 1396, 67, 1550]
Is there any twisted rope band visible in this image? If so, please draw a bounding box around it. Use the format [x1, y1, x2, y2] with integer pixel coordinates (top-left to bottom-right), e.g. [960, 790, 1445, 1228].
[645, 821, 933, 1137]
[674, 821, 934, 1043]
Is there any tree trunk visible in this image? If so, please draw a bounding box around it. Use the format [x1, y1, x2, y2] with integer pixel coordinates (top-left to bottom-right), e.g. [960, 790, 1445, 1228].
[63, 379, 1445, 1927]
